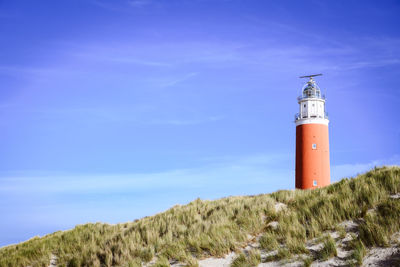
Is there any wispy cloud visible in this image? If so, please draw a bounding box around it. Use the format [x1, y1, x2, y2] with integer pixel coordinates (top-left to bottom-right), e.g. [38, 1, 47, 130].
[0, 103, 13, 109]
[342, 59, 400, 70]
[2, 103, 225, 126]
[69, 50, 172, 67]
[91, 0, 155, 12]
[13, 34, 398, 89]
[3, 154, 398, 196]
[0, 153, 293, 195]
[331, 154, 400, 182]
[128, 0, 152, 7]
[0, 65, 78, 76]
[160, 72, 199, 87]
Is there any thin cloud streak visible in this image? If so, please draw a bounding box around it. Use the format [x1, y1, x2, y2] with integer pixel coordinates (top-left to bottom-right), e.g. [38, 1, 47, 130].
[0, 153, 293, 195]
[63, 39, 400, 74]
[331, 154, 400, 182]
[1, 104, 225, 125]
[128, 0, 153, 7]
[161, 72, 199, 87]
[3, 35, 399, 83]
[3, 154, 398, 196]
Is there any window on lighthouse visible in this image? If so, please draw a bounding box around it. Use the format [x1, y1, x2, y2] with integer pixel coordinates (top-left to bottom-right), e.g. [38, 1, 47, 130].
[312, 143, 317, 149]
[313, 180, 317, 186]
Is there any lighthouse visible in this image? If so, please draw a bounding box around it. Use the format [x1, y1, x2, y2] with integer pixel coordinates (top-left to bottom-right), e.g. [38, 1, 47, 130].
[295, 74, 330, 189]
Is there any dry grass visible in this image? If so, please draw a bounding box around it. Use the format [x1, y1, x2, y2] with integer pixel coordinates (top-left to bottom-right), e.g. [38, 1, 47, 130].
[259, 232, 278, 251]
[0, 166, 399, 267]
[231, 250, 260, 267]
[348, 239, 366, 266]
[315, 235, 337, 261]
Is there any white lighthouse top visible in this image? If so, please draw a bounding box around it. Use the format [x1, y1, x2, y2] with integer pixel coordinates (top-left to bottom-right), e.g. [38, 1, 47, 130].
[300, 78, 322, 99]
[295, 75, 329, 126]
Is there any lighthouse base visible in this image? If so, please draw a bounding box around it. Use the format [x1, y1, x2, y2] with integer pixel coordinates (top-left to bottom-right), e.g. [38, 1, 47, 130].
[295, 123, 330, 189]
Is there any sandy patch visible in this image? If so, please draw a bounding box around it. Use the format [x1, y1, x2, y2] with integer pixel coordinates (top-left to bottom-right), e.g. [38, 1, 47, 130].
[267, 221, 279, 230]
[362, 246, 400, 266]
[198, 252, 236, 267]
[390, 193, 400, 199]
[274, 202, 287, 212]
[47, 254, 57, 267]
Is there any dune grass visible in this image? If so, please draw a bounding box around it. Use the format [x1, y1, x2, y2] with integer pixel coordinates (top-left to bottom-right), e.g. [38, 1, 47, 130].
[315, 235, 337, 261]
[259, 232, 278, 251]
[0, 166, 399, 267]
[348, 239, 366, 266]
[231, 250, 260, 267]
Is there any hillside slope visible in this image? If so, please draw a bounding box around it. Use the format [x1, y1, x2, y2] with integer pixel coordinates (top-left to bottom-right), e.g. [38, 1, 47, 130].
[1, 166, 399, 267]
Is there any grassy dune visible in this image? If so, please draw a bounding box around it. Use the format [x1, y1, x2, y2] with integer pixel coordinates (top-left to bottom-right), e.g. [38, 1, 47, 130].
[0, 166, 399, 267]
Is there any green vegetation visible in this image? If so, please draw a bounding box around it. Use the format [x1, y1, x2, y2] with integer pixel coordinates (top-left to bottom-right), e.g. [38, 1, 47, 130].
[358, 199, 400, 247]
[231, 250, 260, 267]
[348, 239, 366, 266]
[259, 232, 278, 251]
[264, 248, 291, 262]
[315, 235, 337, 261]
[153, 256, 170, 267]
[302, 256, 313, 267]
[335, 225, 347, 239]
[126, 258, 142, 267]
[0, 166, 399, 267]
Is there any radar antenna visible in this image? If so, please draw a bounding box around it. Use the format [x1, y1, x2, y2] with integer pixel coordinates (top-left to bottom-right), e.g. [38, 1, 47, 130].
[299, 74, 322, 79]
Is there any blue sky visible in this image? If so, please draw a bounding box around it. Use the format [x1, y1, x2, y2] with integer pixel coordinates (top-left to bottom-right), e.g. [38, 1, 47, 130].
[1, 0, 399, 247]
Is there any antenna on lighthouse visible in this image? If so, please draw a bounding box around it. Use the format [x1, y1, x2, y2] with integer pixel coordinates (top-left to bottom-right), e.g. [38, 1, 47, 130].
[299, 74, 322, 79]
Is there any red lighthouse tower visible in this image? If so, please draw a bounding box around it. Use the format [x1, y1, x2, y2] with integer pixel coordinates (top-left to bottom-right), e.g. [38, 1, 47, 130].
[295, 74, 330, 189]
